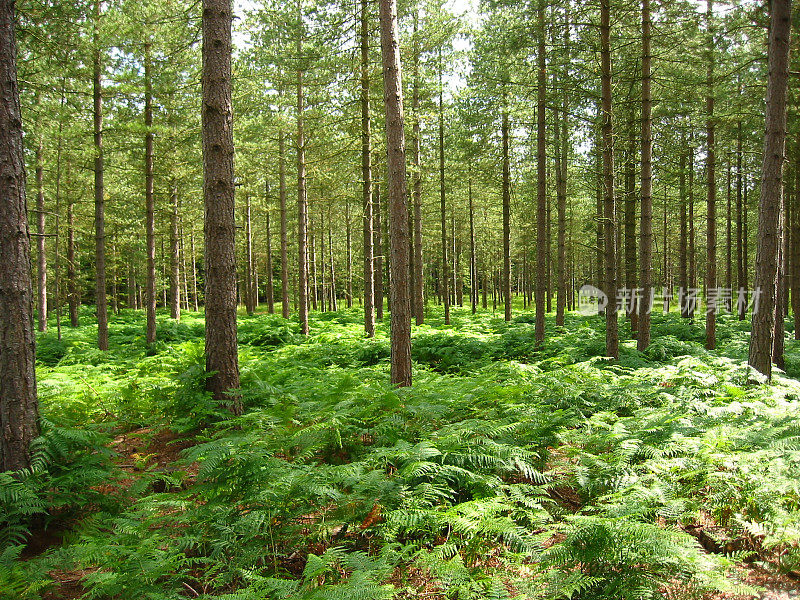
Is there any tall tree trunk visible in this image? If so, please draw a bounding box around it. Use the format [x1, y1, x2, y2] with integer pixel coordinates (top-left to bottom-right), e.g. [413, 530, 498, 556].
[412, 12, 424, 324]
[361, 0, 375, 336]
[170, 182, 181, 320]
[374, 184, 384, 320]
[191, 229, 199, 312]
[726, 156, 733, 312]
[202, 0, 240, 412]
[67, 184, 78, 327]
[439, 51, 450, 325]
[637, 0, 652, 350]
[679, 143, 689, 317]
[296, 0, 309, 334]
[346, 198, 353, 308]
[737, 122, 746, 319]
[93, 0, 108, 351]
[265, 182, 274, 314]
[35, 138, 47, 332]
[793, 157, 800, 338]
[328, 213, 337, 311]
[54, 87, 64, 339]
[601, 0, 618, 358]
[0, 0, 39, 471]
[469, 176, 477, 314]
[279, 128, 289, 318]
[705, 0, 717, 350]
[379, 0, 412, 386]
[555, 78, 568, 327]
[502, 99, 512, 322]
[624, 132, 637, 330]
[535, 0, 546, 341]
[773, 193, 786, 368]
[144, 39, 156, 343]
[749, 0, 792, 377]
[245, 191, 254, 315]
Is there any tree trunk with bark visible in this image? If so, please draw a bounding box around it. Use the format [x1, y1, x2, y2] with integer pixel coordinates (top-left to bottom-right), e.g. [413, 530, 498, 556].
[535, 0, 546, 342]
[749, 0, 792, 377]
[144, 40, 156, 343]
[0, 0, 40, 471]
[378, 0, 412, 386]
[600, 0, 618, 359]
[638, 0, 652, 350]
[93, 0, 108, 351]
[296, 0, 309, 335]
[502, 100, 512, 322]
[705, 0, 717, 350]
[170, 183, 181, 321]
[202, 0, 240, 412]
[35, 138, 47, 332]
[360, 0, 375, 337]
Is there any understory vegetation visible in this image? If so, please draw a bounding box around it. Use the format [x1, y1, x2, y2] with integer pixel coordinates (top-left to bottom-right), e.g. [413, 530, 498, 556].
[4, 306, 800, 599]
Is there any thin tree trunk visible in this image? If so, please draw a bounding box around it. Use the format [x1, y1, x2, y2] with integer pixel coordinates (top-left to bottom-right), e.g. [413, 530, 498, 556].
[265, 182, 274, 314]
[170, 182, 181, 320]
[346, 198, 352, 308]
[773, 193, 786, 368]
[202, 0, 240, 412]
[35, 138, 47, 332]
[296, 0, 309, 334]
[245, 191, 254, 315]
[737, 122, 746, 320]
[439, 51, 450, 325]
[601, 0, 618, 358]
[0, 0, 39, 471]
[726, 155, 733, 312]
[624, 132, 637, 330]
[93, 0, 108, 351]
[67, 185, 78, 326]
[749, 0, 792, 377]
[535, 0, 546, 340]
[680, 143, 689, 318]
[144, 39, 156, 343]
[379, 0, 412, 385]
[191, 229, 199, 312]
[469, 176, 477, 314]
[328, 212, 337, 311]
[638, 0, 652, 350]
[279, 128, 289, 318]
[502, 100, 512, 322]
[374, 184, 384, 320]
[361, 0, 375, 336]
[705, 0, 717, 350]
[555, 83, 568, 327]
[412, 12, 424, 324]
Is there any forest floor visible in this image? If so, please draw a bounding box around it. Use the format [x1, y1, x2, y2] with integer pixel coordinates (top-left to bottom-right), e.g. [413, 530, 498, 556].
[3, 305, 800, 600]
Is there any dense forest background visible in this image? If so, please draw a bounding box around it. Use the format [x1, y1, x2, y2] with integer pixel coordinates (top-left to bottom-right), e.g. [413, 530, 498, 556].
[3, 0, 800, 598]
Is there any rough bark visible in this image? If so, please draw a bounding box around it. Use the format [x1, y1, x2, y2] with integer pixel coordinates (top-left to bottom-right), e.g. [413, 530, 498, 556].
[535, 0, 546, 342]
[638, 0, 652, 351]
[361, 0, 375, 337]
[170, 183, 181, 321]
[501, 102, 512, 322]
[144, 40, 156, 343]
[279, 128, 289, 318]
[705, 0, 717, 350]
[202, 0, 240, 412]
[378, 0, 412, 386]
[412, 12, 424, 324]
[265, 181, 274, 314]
[439, 53, 450, 325]
[600, 0, 618, 359]
[749, 0, 792, 377]
[296, 0, 309, 335]
[0, 0, 39, 472]
[93, 0, 108, 351]
[35, 138, 46, 332]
